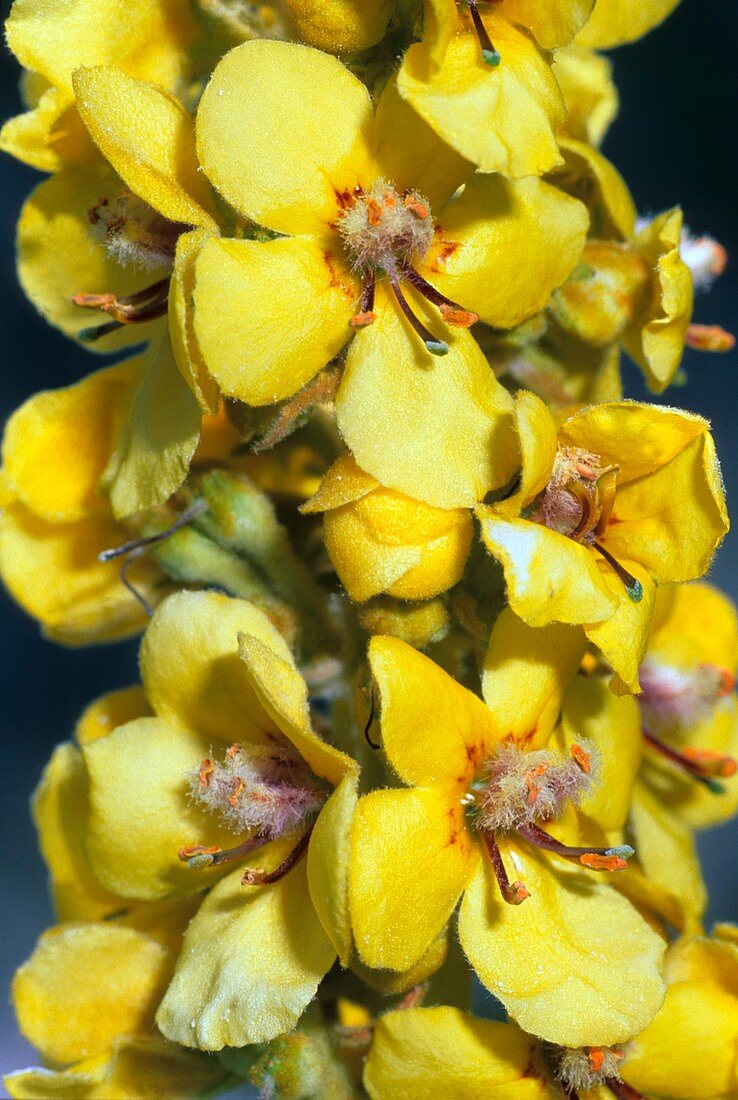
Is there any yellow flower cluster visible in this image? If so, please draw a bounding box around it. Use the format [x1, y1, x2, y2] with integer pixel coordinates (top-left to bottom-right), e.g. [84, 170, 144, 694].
[1, 1, 737, 1097]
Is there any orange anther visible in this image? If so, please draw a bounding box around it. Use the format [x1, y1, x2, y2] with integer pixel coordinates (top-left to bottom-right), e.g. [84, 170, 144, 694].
[718, 668, 736, 696]
[383, 193, 396, 208]
[367, 197, 382, 226]
[439, 303, 478, 328]
[198, 758, 214, 787]
[684, 747, 738, 778]
[72, 291, 116, 310]
[404, 196, 429, 219]
[229, 777, 245, 807]
[349, 311, 377, 328]
[580, 853, 627, 872]
[685, 323, 736, 352]
[226, 743, 241, 759]
[588, 1049, 606, 1074]
[571, 743, 592, 773]
[178, 844, 220, 861]
[505, 880, 530, 905]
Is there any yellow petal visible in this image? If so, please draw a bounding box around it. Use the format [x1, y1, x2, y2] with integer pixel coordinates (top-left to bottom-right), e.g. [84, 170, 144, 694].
[301, 453, 379, 514]
[104, 339, 202, 519]
[369, 635, 499, 787]
[12, 923, 171, 1064]
[365, 1007, 547, 1099]
[193, 235, 355, 405]
[337, 282, 516, 509]
[349, 787, 478, 971]
[0, 503, 156, 645]
[576, 0, 683, 49]
[0, 88, 97, 172]
[156, 859, 335, 1049]
[372, 76, 474, 212]
[238, 632, 355, 787]
[197, 40, 373, 235]
[6, 0, 199, 97]
[624, 208, 693, 392]
[459, 840, 667, 1046]
[494, 390, 557, 518]
[584, 558, 656, 693]
[75, 685, 151, 746]
[1, 360, 141, 522]
[477, 513, 618, 627]
[560, 676, 642, 831]
[284, 0, 393, 52]
[82, 717, 236, 899]
[32, 742, 121, 921]
[552, 137, 637, 240]
[73, 67, 219, 230]
[649, 582, 738, 674]
[17, 167, 169, 353]
[603, 432, 728, 583]
[398, 17, 565, 176]
[307, 774, 358, 965]
[140, 590, 293, 744]
[482, 608, 586, 749]
[424, 175, 588, 329]
[553, 47, 618, 148]
[168, 229, 220, 415]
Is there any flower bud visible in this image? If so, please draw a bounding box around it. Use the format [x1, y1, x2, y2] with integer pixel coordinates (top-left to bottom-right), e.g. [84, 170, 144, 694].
[358, 596, 450, 646]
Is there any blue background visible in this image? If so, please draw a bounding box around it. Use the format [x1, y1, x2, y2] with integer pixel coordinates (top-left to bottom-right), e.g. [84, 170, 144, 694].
[1, 0, 737, 1078]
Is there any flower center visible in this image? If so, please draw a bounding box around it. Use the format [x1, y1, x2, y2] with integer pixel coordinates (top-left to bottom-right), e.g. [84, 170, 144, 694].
[528, 446, 643, 602]
[336, 178, 478, 356]
[465, 741, 634, 905]
[178, 735, 328, 885]
[72, 190, 186, 342]
[554, 1046, 640, 1100]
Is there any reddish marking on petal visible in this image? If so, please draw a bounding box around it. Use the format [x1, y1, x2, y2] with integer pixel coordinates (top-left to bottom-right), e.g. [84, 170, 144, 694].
[580, 852, 627, 872]
[429, 237, 460, 273]
[323, 251, 358, 299]
[439, 302, 478, 327]
[685, 323, 736, 352]
[334, 188, 354, 211]
[571, 743, 592, 773]
[349, 310, 376, 328]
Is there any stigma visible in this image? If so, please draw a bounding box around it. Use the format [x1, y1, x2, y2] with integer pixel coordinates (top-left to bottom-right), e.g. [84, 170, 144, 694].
[465, 1, 501, 66]
[337, 178, 478, 356]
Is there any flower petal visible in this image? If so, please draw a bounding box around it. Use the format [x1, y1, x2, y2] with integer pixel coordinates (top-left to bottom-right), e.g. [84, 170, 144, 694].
[307, 774, 358, 965]
[337, 282, 516, 509]
[349, 787, 478, 971]
[75, 685, 151, 746]
[168, 229, 220, 415]
[424, 175, 588, 329]
[482, 608, 586, 749]
[156, 859, 335, 1049]
[17, 168, 169, 352]
[12, 922, 171, 1064]
[494, 390, 557, 518]
[553, 48, 618, 148]
[499, 0, 595, 48]
[552, 137, 636, 240]
[140, 590, 294, 743]
[365, 1007, 547, 1099]
[584, 558, 656, 693]
[459, 840, 667, 1046]
[73, 67, 219, 230]
[197, 40, 373, 235]
[397, 17, 565, 176]
[576, 0, 683, 49]
[369, 635, 499, 787]
[193, 235, 355, 405]
[83, 717, 236, 899]
[0, 87, 96, 172]
[477, 513, 618, 627]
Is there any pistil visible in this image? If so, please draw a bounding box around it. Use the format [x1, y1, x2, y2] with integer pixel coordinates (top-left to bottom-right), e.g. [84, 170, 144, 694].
[467, 1, 501, 66]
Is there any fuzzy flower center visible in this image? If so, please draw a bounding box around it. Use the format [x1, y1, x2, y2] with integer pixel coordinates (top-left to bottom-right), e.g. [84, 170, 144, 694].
[335, 178, 478, 355]
[555, 1046, 627, 1093]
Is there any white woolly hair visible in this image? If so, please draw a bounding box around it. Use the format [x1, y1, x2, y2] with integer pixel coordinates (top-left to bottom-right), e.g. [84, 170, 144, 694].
[337, 178, 435, 273]
[556, 1047, 626, 1091]
[187, 738, 327, 838]
[90, 191, 182, 271]
[639, 657, 731, 738]
[474, 740, 600, 833]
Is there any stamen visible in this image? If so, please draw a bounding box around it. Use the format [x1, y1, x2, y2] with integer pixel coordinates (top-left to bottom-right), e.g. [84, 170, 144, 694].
[482, 831, 530, 905]
[467, 1, 501, 66]
[388, 270, 449, 356]
[241, 827, 312, 885]
[605, 1080, 646, 1100]
[349, 269, 377, 329]
[571, 744, 592, 774]
[399, 263, 479, 328]
[593, 542, 643, 602]
[685, 323, 736, 352]
[98, 499, 208, 616]
[517, 822, 634, 872]
[178, 832, 270, 870]
[74, 278, 170, 342]
[643, 729, 736, 793]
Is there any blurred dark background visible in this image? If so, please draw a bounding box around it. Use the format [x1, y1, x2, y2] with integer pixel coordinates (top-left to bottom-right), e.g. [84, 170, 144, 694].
[1, 0, 737, 1077]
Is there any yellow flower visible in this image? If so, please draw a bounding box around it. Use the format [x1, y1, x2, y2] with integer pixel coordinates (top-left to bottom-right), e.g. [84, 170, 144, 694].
[75, 589, 358, 1048]
[192, 39, 590, 507]
[301, 453, 473, 602]
[575, 0, 684, 50]
[1, 0, 201, 172]
[5, 920, 228, 1099]
[348, 614, 666, 1047]
[553, 46, 619, 148]
[395, 0, 590, 175]
[477, 392, 729, 691]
